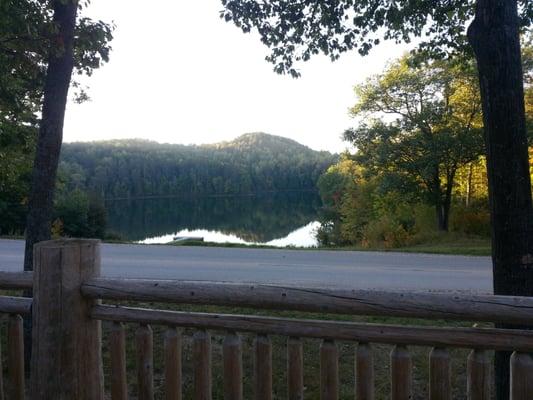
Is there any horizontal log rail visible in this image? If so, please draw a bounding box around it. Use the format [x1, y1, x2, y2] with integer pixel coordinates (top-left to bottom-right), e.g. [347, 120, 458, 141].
[0, 271, 33, 290]
[0, 296, 31, 315]
[83, 278, 533, 324]
[92, 304, 533, 352]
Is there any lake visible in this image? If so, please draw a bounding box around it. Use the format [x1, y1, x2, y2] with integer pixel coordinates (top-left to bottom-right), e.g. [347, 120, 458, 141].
[105, 192, 323, 247]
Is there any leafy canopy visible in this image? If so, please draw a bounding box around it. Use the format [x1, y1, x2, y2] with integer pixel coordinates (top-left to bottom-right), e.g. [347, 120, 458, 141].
[220, 0, 533, 77]
[0, 0, 113, 124]
[344, 55, 484, 208]
[0, 0, 113, 234]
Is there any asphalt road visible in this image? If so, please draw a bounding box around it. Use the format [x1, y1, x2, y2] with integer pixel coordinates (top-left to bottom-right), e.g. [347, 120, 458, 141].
[0, 239, 492, 293]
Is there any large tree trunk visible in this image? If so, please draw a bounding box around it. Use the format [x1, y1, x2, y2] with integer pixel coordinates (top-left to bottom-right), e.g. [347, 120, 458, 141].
[22, 0, 79, 372]
[467, 0, 533, 398]
[23, 0, 79, 272]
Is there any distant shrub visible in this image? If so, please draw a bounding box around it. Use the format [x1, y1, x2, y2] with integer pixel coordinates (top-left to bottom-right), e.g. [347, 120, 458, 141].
[54, 189, 107, 239]
[362, 215, 412, 248]
[412, 205, 438, 235]
[51, 218, 64, 238]
[103, 231, 125, 242]
[315, 220, 349, 247]
[87, 196, 106, 238]
[450, 206, 491, 236]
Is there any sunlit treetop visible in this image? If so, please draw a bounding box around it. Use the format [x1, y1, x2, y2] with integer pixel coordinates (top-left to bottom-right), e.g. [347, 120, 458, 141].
[220, 0, 533, 77]
[0, 0, 113, 117]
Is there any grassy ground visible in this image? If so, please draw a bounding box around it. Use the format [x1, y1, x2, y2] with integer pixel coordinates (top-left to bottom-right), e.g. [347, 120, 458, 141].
[99, 302, 492, 400]
[385, 233, 491, 256]
[168, 233, 491, 256]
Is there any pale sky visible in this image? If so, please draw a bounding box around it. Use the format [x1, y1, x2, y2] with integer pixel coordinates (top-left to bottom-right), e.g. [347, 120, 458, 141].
[63, 0, 413, 154]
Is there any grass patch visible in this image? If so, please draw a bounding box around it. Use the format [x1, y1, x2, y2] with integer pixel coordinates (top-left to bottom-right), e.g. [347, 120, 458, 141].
[166, 234, 491, 257]
[327, 232, 491, 256]
[398, 232, 491, 256]
[166, 240, 286, 250]
[397, 242, 490, 256]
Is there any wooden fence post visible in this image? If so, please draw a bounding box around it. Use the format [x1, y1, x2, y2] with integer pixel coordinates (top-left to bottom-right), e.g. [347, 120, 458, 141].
[31, 239, 103, 399]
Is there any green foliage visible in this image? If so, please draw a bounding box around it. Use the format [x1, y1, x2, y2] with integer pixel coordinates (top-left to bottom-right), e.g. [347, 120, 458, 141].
[345, 54, 484, 230]
[0, 0, 113, 111]
[316, 155, 365, 245]
[450, 206, 491, 236]
[316, 154, 356, 207]
[87, 194, 107, 238]
[220, 0, 532, 77]
[53, 189, 107, 239]
[337, 176, 376, 243]
[361, 215, 411, 249]
[0, 124, 35, 235]
[0, 0, 113, 235]
[59, 133, 337, 199]
[315, 53, 498, 247]
[54, 190, 90, 237]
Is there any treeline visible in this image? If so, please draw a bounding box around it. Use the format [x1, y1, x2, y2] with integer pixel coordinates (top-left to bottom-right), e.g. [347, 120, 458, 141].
[59, 133, 337, 199]
[317, 51, 533, 248]
[0, 132, 335, 237]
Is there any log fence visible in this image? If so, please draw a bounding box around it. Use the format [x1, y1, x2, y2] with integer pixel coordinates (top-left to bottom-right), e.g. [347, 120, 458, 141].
[0, 281, 30, 400]
[0, 239, 532, 398]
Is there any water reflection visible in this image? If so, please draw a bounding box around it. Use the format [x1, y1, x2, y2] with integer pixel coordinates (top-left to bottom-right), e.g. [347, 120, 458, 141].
[142, 221, 320, 247]
[106, 192, 322, 246]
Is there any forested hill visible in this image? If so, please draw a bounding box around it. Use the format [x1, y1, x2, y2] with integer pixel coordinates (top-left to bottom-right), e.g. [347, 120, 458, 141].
[59, 133, 337, 199]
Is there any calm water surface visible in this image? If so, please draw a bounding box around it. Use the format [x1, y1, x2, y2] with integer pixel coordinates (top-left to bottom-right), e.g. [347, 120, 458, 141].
[105, 192, 322, 247]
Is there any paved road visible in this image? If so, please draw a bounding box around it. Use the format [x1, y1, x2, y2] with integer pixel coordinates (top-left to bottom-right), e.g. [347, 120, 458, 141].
[0, 239, 492, 293]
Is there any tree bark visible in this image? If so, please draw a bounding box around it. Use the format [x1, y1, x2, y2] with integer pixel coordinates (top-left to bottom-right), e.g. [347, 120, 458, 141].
[436, 203, 448, 232]
[466, 162, 474, 207]
[440, 170, 456, 233]
[440, 196, 451, 233]
[23, 0, 79, 272]
[467, 1, 533, 398]
[433, 167, 449, 231]
[21, 0, 79, 373]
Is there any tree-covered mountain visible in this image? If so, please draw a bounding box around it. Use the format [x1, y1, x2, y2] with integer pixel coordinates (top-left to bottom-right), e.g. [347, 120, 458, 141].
[59, 133, 337, 199]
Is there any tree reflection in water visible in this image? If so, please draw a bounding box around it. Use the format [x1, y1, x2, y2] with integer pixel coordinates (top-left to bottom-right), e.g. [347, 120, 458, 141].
[105, 191, 322, 244]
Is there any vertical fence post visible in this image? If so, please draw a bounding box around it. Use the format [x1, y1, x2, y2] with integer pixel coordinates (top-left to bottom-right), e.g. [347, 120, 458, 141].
[31, 239, 103, 400]
[136, 324, 154, 400]
[467, 349, 490, 400]
[109, 322, 128, 400]
[287, 337, 304, 400]
[193, 330, 212, 400]
[510, 352, 533, 400]
[164, 327, 182, 400]
[320, 339, 338, 400]
[391, 345, 412, 400]
[223, 332, 243, 400]
[8, 314, 25, 400]
[254, 334, 272, 400]
[356, 342, 374, 400]
[429, 347, 451, 400]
